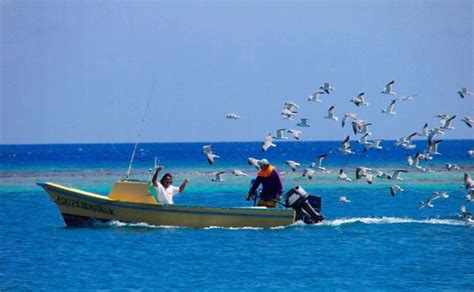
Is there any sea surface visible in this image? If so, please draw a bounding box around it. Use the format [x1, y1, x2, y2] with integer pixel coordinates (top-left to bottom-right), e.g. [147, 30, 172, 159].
[1, 140, 473, 290]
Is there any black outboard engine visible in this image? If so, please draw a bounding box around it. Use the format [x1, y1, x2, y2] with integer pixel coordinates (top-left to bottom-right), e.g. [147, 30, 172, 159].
[285, 185, 324, 224]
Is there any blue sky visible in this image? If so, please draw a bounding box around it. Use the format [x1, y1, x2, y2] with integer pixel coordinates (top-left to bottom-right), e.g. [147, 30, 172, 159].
[1, 0, 472, 144]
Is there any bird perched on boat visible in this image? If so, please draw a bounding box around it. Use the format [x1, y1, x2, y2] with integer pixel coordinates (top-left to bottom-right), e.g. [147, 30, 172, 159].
[339, 196, 351, 203]
[418, 191, 448, 209]
[460, 204, 473, 223]
[381, 80, 396, 95]
[297, 118, 311, 127]
[390, 185, 404, 197]
[312, 154, 328, 171]
[464, 173, 473, 190]
[400, 94, 417, 101]
[445, 163, 460, 172]
[273, 128, 288, 140]
[320, 82, 335, 94]
[302, 168, 315, 180]
[339, 136, 354, 155]
[461, 116, 473, 128]
[287, 129, 301, 140]
[350, 92, 369, 107]
[308, 91, 325, 102]
[226, 113, 240, 120]
[285, 160, 301, 172]
[356, 167, 373, 184]
[211, 171, 225, 182]
[458, 87, 473, 98]
[338, 169, 352, 182]
[341, 113, 357, 128]
[325, 105, 339, 121]
[247, 157, 260, 170]
[262, 134, 276, 152]
[232, 170, 248, 177]
[381, 99, 397, 115]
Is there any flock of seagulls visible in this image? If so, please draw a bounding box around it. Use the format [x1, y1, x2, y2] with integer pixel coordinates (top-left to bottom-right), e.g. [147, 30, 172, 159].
[219, 81, 473, 223]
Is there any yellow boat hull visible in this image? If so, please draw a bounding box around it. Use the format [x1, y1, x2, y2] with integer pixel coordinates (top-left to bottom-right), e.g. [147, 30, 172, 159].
[38, 182, 296, 228]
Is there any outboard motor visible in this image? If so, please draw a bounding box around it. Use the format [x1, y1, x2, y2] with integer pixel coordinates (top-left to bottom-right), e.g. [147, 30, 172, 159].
[285, 185, 324, 224]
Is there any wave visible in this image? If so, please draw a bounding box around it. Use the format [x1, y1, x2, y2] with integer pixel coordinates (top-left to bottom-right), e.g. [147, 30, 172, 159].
[318, 216, 468, 227]
[97, 216, 469, 230]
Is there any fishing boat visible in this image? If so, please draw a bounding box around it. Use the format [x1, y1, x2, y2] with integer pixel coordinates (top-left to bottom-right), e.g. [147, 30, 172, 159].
[37, 180, 324, 228]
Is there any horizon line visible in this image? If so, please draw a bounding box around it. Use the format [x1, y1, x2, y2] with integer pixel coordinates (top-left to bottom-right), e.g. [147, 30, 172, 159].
[1, 137, 473, 147]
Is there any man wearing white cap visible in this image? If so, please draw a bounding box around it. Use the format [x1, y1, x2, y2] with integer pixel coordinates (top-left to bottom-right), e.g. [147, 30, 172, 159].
[246, 159, 283, 208]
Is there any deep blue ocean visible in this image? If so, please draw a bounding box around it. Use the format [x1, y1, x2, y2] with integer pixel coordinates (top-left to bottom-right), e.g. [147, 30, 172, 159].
[1, 140, 474, 290]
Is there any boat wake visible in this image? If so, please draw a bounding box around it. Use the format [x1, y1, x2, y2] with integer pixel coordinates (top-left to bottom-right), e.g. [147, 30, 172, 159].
[316, 216, 468, 227]
[98, 216, 470, 230]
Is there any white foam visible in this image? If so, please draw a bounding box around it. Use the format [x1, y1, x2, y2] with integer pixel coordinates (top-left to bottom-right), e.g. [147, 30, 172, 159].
[106, 220, 181, 229]
[319, 217, 466, 227]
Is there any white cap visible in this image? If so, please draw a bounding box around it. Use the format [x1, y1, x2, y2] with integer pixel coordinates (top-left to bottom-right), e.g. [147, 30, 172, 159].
[258, 159, 269, 167]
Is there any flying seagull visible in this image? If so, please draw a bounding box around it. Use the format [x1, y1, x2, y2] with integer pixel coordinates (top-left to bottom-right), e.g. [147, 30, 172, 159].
[356, 167, 373, 184]
[297, 118, 311, 127]
[281, 108, 296, 120]
[342, 113, 357, 128]
[339, 196, 351, 203]
[460, 204, 473, 223]
[325, 105, 339, 121]
[445, 163, 460, 172]
[418, 191, 448, 209]
[338, 169, 352, 182]
[226, 113, 240, 120]
[381, 99, 397, 115]
[285, 160, 301, 172]
[461, 116, 473, 128]
[287, 129, 302, 140]
[211, 171, 225, 182]
[340, 136, 354, 155]
[232, 169, 248, 177]
[350, 92, 369, 107]
[320, 82, 335, 94]
[308, 91, 325, 102]
[464, 173, 473, 190]
[390, 185, 404, 197]
[458, 87, 473, 98]
[302, 168, 315, 180]
[400, 94, 417, 101]
[262, 134, 276, 151]
[381, 80, 396, 95]
[273, 128, 288, 140]
[312, 154, 328, 171]
[247, 157, 260, 170]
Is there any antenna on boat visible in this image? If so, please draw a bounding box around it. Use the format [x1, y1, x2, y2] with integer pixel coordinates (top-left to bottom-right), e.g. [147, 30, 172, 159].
[125, 78, 157, 180]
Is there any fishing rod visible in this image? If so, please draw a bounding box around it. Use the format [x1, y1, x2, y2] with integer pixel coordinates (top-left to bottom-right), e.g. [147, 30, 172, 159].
[125, 77, 157, 180]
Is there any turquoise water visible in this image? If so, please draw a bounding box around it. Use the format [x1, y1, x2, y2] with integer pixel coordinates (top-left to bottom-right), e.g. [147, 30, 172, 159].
[1, 141, 473, 290]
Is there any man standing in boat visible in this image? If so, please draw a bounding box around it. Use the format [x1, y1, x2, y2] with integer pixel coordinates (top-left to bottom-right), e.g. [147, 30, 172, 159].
[246, 159, 283, 208]
[152, 166, 189, 204]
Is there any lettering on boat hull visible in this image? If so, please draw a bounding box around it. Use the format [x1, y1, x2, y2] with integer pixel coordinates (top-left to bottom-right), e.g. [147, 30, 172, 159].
[54, 196, 114, 216]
